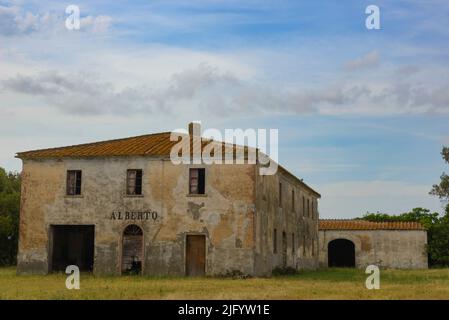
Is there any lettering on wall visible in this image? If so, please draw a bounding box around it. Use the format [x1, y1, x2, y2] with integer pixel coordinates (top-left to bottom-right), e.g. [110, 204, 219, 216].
[110, 210, 158, 221]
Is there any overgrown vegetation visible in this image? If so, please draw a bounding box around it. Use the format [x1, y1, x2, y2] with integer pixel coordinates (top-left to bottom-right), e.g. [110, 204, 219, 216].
[0, 168, 21, 266]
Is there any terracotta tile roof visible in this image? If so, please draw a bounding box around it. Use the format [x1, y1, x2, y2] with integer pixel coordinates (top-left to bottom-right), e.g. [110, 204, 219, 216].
[16, 132, 172, 159]
[15, 132, 249, 159]
[319, 219, 425, 231]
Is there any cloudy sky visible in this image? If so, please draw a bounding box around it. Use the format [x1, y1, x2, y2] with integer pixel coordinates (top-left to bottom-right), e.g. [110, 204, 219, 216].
[1, 0, 448, 218]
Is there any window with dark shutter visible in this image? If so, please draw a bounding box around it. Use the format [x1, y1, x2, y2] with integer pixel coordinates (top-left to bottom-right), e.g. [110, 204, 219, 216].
[67, 170, 82, 195]
[189, 168, 205, 194]
[127, 169, 143, 195]
[302, 196, 305, 217]
[307, 199, 310, 218]
[292, 189, 295, 211]
[279, 182, 282, 208]
[311, 201, 315, 220]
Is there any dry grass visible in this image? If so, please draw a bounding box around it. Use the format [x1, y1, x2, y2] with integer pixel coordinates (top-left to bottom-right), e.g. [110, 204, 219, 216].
[1, 267, 448, 300]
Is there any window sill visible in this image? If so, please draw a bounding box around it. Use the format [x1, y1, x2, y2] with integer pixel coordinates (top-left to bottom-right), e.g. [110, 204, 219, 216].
[64, 195, 84, 198]
[123, 194, 144, 198]
[186, 193, 207, 197]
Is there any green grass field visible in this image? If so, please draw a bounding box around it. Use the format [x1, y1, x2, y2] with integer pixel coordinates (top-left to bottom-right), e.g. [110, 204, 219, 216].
[1, 267, 448, 300]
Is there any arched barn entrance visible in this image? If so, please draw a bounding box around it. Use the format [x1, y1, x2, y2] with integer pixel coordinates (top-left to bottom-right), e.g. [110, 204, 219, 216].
[328, 239, 355, 267]
[122, 225, 143, 274]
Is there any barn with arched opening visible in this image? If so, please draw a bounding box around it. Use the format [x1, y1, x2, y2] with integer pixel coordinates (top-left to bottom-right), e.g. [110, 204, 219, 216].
[318, 219, 428, 269]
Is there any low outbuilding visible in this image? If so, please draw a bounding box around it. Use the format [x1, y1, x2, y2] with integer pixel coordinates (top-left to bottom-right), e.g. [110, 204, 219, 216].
[318, 219, 428, 269]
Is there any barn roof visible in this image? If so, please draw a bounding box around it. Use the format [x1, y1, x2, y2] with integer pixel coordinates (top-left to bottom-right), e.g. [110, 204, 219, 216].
[319, 219, 425, 231]
[17, 132, 194, 159]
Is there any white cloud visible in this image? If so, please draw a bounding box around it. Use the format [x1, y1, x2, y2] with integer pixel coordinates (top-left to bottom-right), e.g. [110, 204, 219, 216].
[0, 4, 112, 36]
[0, 5, 50, 35]
[344, 51, 380, 72]
[80, 15, 112, 33]
[319, 180, 428, 197]
[317, 180, 444, 218]
[3, 61, 449, 117]
[1, 64, 317, 116]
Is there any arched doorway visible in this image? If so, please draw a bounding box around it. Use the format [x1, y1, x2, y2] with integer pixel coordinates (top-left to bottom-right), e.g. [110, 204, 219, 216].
[328, 239, 355, 267]
[122, 224, 143, 274]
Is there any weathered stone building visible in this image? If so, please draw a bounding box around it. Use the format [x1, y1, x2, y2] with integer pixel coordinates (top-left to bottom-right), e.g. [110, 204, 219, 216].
[16, 123, 320, 276]
[318, 220, 428, 269]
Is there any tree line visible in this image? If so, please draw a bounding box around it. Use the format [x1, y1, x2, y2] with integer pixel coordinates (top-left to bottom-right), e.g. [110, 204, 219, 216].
[0, 168, 20, 265]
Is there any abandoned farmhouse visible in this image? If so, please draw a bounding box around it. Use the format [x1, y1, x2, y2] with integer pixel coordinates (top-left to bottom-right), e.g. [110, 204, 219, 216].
[16, 123, 320, 276]
[15, 122, 428, 276]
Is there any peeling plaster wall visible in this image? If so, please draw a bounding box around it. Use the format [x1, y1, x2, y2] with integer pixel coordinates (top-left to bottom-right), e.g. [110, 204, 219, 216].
[254, 165, 320, 276]
[17, 157, 256, 276]
[318, 230, 428, 269]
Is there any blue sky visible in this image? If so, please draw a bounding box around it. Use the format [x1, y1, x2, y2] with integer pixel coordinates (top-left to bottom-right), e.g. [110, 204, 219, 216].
[1, 0, 448, 217]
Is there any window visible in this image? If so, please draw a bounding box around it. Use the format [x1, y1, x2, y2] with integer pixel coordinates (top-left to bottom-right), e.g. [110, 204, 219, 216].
[66, 170, 82, 195]
[292, 189, 295, 211]
[292, 233, 295, 255]
[311, 201, 315, 220]
[312, 239, 315, 256]
[189, 168, 205, 194]
[307, 199, 310, 218]
[126, 169, 143, 195]
[273, 228, 277, 253]
[279, 182, 282, 207]
[302, 196, 305, 217]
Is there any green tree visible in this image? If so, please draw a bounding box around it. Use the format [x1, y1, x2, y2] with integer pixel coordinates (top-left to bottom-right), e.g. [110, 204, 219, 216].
[0, 167, 21, 265]
[360, 208, 439, 229]
[430, 146, 449, 202]
[427, 221, 449, 266]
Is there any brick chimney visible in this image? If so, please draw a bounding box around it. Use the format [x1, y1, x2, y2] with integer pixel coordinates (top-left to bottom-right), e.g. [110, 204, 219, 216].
[188, 121, 201, 164]
[188, 121, 201, 138]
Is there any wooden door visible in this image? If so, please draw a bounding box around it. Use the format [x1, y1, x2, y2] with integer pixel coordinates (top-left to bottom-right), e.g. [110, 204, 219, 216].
[186, 235, 206, 276]
[122, 225, 143, 274]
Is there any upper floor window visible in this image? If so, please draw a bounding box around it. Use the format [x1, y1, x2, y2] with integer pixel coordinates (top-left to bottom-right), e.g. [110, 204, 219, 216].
[278, 182, 282, 207]
[307, 199, 310, 217]
[291, 189, 295, 211]
[302, 196, 305, 217]
[311, 201, 315, 220]
[189, 168, 205, 194]
[66, 170, 82, 196]
[127, 169, 143, 195]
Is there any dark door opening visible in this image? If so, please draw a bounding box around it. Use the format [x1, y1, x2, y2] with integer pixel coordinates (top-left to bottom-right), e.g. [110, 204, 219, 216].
[328, 239, 355, 267]
[282, 231, 287, 267]
[51, 225, 95, 272]
[122, 225, 143, 274]
[186, 235, 206, 276]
